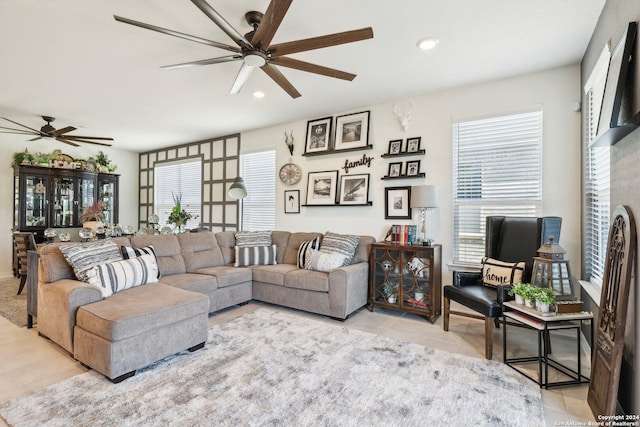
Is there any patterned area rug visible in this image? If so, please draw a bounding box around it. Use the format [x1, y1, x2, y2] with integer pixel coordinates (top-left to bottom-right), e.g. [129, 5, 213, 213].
[0, 277, 27, 328]
[0, 308, 544, 426]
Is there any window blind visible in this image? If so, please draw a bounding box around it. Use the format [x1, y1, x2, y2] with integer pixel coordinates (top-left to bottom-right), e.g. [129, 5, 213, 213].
[453, 110, 543, 263]
[240, 150, 276, 231]
[154, 159, 202, 229]
[584, 46, 611, 286]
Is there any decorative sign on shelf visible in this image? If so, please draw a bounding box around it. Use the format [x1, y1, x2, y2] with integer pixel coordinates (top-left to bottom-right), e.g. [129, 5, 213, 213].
[342, 154, 374, 173]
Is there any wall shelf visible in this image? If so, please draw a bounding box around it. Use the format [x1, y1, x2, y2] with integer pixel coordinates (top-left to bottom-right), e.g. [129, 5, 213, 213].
[381, 173, 425, 180]
[381, 150, 425, 158]
[302, 201, 372, 207]
[302, 145, 373, 157]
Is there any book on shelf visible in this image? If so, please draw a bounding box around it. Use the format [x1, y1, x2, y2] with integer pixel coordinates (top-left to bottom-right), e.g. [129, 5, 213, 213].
[389, 224, 417, 245]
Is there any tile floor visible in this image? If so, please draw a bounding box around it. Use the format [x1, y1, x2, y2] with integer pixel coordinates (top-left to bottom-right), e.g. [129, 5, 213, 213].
[0, 299, 595, 426]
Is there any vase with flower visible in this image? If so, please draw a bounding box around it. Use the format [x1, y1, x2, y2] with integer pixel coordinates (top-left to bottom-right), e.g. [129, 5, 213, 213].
[81, 201, 106, 233]
[168, 193, 197, 233]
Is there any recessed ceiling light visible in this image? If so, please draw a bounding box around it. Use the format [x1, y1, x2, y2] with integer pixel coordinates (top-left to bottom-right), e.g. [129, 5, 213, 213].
[253, 91, 265, 98]
[417, 37, 439, 50]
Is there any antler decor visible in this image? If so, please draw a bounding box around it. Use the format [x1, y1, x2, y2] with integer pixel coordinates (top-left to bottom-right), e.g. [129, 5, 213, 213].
[392, 100, 415, 133]
[284, 130, 294, 155]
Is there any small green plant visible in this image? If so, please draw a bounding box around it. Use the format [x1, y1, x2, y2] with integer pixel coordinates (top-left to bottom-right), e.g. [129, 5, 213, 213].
[12, 151, 33, 166]
[536, 287, 557, 305]
[382, 281, 398, 297]
[508, 282, 529, 297]
[95, 151, 117, 172]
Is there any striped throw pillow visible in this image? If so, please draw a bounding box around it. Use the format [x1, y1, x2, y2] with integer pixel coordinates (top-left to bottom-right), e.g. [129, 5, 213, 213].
[297, 237, 321, 268]
[319, 232, 359, 266]
[120, 245, 161, 278]
[234, 231, 272, 247]
[60, 240, 123, 282]
[86, 253, 159, 298]
[234, 245, 277, 267]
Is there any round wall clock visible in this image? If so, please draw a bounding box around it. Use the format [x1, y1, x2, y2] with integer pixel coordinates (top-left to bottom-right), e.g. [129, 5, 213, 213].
[279, 163, 302, 185]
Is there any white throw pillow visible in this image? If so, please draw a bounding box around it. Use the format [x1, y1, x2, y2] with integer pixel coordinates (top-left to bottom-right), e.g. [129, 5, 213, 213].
[304, 248, 347, 272]
[86, 253, 159, 298]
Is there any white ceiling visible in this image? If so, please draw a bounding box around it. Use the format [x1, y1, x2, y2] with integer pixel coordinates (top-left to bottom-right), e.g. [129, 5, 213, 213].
[0, 0, 604, 152]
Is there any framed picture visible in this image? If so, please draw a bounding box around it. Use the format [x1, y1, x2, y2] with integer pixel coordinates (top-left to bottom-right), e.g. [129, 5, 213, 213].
[338, 173, 370, 205]
[284, 190, 300, 214]
[388, 139, 402, 155]
[388, 162, 402, 177]
[304, 117, 332, 154]
[385, 186, 412, 219]
[305, 171, 338, 205]
[405, 160, 421, 176]
[334, 111, 370, 151]
[406, 137, 421, 153]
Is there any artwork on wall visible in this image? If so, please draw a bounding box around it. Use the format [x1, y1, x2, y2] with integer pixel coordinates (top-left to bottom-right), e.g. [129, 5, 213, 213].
[284, 190, 300, 214]
[406, 137, 421, 153]
[338, 173, 370, 205]
[388, 139, 402, 155]
[385, 186, 411, 219]
[305, 170, 338, 205]
[388, 162, 402, 178]
[405, 160, 421, 176]
[304, 117, 332, 155]
[334, 111, 370, 151]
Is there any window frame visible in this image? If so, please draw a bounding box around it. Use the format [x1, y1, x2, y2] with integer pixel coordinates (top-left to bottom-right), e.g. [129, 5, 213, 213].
[239, 150, 276, 231]
[153, 157, 203, 230]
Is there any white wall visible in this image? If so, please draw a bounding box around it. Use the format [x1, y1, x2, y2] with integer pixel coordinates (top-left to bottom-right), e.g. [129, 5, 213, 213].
[0, 140, 138, 278]
[242, 64, 582, 283]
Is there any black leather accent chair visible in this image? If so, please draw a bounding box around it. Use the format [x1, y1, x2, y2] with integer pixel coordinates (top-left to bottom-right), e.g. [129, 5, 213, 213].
[443, 216, 562, 359]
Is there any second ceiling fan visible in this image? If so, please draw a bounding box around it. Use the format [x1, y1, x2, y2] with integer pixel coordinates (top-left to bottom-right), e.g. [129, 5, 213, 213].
[114, 0, 374, 98]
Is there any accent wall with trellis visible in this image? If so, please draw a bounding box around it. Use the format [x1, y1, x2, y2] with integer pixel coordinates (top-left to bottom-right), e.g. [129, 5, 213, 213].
[138, 134, 241, 232]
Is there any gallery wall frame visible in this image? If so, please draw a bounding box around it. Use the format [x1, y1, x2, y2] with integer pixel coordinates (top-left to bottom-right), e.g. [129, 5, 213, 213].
[284, 190, 300, 214]
[338, 173, 370, 205]
[334, 111, 371, 151]
[304, 170, 339, 205]
[304, 116, 332, 155]
[385, 186, 412, 219]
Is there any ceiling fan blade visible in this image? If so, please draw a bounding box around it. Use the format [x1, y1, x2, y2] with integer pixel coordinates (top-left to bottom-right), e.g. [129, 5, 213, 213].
[29, 137, 43, 142]
[0, 126, 37, 135]
[62, 135, 114, 141]
[251, 0, 292, 49]
[52, 126, 76, 136]
[270, 57, 356, 81]
[261, 63, 301, 98]
[191, 0, 253, 48]
[114, 15, 240, 53]
[0, 117, 41, 133]
[58, 137, 111, 147]
[161, 55, 242, 70]
[269, 27, 374, 57]
[230, 63, 256, 95]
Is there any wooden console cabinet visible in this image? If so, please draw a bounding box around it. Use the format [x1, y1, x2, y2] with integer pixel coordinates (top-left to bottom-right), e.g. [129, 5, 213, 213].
[368, 243, 442, 322]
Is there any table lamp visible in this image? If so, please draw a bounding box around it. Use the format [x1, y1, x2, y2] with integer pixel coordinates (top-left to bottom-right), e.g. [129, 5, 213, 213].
[410, 185, 439, 244]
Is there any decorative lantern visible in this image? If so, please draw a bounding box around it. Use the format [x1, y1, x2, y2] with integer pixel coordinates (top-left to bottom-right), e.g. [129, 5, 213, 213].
[531, 236, 573, 298]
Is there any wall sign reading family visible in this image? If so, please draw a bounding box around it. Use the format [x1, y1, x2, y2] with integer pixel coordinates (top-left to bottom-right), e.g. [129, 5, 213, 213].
[342, 153, 374, 173]
[303, 111, 372, 156]
[304, 170, 371, 206]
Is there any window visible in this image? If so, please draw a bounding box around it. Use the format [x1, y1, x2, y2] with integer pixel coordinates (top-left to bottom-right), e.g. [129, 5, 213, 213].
[584, 46, 611, 286]
[154, 159, 202, 229]
[452, 110, 543, 263]
[240, 150, 276, 230]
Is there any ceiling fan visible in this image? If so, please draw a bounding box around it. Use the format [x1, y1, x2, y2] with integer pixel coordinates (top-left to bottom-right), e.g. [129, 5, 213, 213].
[114, 0, 374, 98]
[0, 116, 113, 147]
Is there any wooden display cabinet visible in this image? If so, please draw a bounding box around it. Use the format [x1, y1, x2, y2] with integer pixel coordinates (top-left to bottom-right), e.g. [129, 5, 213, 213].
[368, 242, 442, 322]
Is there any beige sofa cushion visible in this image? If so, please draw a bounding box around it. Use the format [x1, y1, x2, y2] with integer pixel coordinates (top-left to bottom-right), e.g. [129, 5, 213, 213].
[191, 265, 252, 288]
[158, 273, 218, 294]
[177, 232, 225, 270]
[283, 232, 323, 265]
[131, 235, 186, 276]
[285, 269, 330, 292]
[251, 264, 298, 286]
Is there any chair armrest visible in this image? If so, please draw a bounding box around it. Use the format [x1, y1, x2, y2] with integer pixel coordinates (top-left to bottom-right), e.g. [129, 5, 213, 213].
[496, 284, 515, 304]
[453, 271, 482, 287]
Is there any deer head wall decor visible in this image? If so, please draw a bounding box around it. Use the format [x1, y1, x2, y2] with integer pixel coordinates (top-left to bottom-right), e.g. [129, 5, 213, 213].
[392, 100, 415, 133]
[284, 130, 294, 156]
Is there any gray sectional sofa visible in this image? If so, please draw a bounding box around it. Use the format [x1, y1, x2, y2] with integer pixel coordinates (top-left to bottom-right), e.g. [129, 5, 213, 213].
[37, 231, 375, 382]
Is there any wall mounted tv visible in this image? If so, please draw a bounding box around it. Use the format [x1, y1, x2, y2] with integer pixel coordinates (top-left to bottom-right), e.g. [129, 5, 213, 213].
[593, 21, 639, 147]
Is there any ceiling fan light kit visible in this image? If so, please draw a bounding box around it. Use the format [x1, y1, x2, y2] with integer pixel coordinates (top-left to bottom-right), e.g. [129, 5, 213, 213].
[114, 0, 374, 98]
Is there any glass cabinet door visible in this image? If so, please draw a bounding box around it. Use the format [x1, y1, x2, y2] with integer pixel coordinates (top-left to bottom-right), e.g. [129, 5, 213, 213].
[52, 176, 75, 227]
[24, 174, 49, 228]
[99, 176, 118, 225]
[78, 177, 96, 221]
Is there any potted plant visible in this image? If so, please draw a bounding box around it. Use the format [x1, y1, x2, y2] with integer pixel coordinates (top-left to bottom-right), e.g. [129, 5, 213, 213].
[508, 283, 529, 305]
[382, 281, 398, 303]
[12, 151, 34, 166]
[96, 151, 117, 173]
[520, 284, 538, 308]
[168, 192, 197, 233]
[536, 287, 557, 313]
[81, 201, 106, 232]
